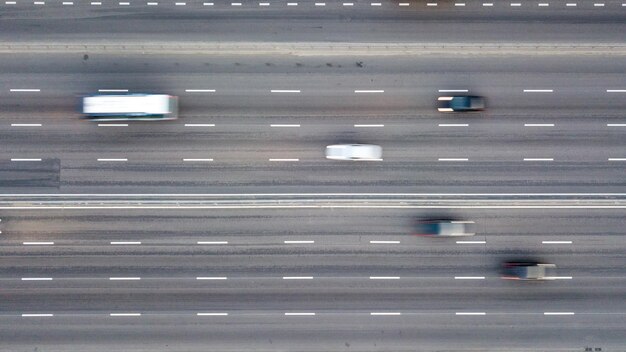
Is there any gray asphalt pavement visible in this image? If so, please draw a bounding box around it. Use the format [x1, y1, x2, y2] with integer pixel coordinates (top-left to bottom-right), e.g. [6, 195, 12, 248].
[0, 208, 624, 351]
[0, 53, 624, 193]
[1, 0, 626, 45]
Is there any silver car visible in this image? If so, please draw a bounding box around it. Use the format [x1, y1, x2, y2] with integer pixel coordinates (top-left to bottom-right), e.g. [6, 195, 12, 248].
[325, 144, 383, 161]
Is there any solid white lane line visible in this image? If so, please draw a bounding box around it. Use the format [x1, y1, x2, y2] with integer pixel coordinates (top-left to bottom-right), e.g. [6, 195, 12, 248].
[544, 312, 575, 315]
[371, 312, 401, 316]
[607, 124, 626, 127]
[196, 277, 228, 280]
[439, 124, 468, 127]
[97, 158, 127, 162]
[185, 89, 216, 93]
[354, 90, 384, 93]
[524, 124, 554, 127]
[370, 240, 400, 244]
[542, 241, 573, 244]
[183, 159, 214, 162]
[98, 89, 128, 92]
[608, 158, 626, 161]
[98, 124, 128, 127]
[454, 276, 485, 280]
[110, 313, 141, 316]
[270, 90, 301, 93]
[283, 276, 314, 280]
[109, 277, 141, 280]
[456, 241, 486, 244]
[354, 124, 384, 128]
[11, 159, 42, 162]
[269, 158, 299, 161]
[285, 312, 315, 316]
[456, 312, 486, 315]
[22, 314, 53, 317]
[197, 312, 228, 316]
[21, 278, 53, 281]
[523, 89, 553, 93]
[369, 276, 400, 280]
[197, 241, 228, 244]
[271, 124, 300, 127]
[110, 241, 141, 245]
[438, 158, 468, 161]
[523, 158, 553, 161]
[23, 242, 54, 245]
[185, 124, 215, 127]
[284, 240, 314, 244]
[607, 89, 626, 93]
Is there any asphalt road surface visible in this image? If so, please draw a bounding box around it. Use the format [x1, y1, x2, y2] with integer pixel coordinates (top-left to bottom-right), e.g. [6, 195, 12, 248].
[0, 207, 625, 351]
[0, 53, 624, 193]
[1, 0, 626, 44]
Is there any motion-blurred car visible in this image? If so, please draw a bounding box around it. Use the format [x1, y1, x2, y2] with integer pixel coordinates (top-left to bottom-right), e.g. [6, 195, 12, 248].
[437, 96, 485, 112]
[501, 262, 556, 281]
[325, 144, 382, 161]
[414, 219, 475, 237]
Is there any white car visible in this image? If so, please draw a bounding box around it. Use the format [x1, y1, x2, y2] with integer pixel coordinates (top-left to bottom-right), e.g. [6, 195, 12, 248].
[325, 144, 382, 161]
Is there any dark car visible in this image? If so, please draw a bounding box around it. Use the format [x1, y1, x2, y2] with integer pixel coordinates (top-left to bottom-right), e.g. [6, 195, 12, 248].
[414, 219, 475, 237]
[501, 262, 556, 281]
[437, 96, 485, 112]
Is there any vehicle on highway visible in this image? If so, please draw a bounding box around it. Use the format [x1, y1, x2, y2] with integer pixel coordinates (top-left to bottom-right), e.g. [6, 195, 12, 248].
[325, 144, 382, 161]
[501, 261, 556, 281]
[414, 219, 475, 237]
[81, 94, 178, 121]
[437, 95, 485, 112]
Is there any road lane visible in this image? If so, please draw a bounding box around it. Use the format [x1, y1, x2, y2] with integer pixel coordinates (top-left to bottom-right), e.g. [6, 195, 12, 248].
[0, 208, 624, 350]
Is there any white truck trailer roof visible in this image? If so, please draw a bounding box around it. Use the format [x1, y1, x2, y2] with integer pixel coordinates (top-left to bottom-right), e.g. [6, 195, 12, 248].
[82, 94, 172, 115]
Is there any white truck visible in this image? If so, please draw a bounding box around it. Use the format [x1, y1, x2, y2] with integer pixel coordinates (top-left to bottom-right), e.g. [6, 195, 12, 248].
[82, 94, 178, 121]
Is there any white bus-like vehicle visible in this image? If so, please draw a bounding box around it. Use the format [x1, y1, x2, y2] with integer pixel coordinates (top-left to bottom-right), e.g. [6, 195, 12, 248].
[82, 94, 178, 121]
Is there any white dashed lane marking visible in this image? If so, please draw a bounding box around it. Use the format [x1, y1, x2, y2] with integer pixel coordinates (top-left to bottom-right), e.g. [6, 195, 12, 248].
[9, 89, 40, 92]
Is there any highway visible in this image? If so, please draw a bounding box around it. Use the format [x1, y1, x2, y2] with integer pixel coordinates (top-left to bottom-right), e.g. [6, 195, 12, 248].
[1, 0, 625, 350]
[0, 53, 625, 193]
[0, 207, 625, 351]
[1, 0, 626, 44]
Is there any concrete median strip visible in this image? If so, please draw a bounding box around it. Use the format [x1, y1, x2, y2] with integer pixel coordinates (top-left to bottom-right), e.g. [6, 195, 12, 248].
[2, 194, 626, 209]
[2, 42, 625, 56]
